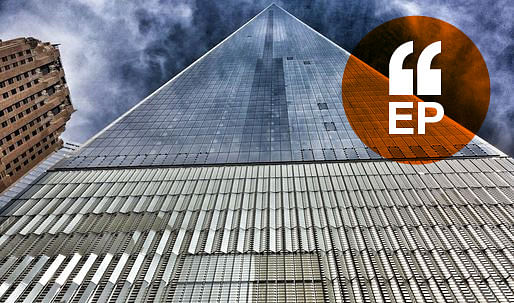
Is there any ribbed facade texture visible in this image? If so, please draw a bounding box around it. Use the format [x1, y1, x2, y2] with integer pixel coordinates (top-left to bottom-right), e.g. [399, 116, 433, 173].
[0, 4, 512, 302]
[0, 37, 74, 193]
[0, 142, 79, 210]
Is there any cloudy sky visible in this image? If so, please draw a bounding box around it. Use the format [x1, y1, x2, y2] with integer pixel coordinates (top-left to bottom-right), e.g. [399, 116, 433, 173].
[1, 0, 512, 155]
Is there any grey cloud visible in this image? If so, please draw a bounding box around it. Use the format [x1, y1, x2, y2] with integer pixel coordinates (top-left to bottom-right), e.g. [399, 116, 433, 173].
[0, 0, 511, 155]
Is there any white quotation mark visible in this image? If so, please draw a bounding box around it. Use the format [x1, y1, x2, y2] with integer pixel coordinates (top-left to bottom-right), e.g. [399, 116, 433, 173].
[388, 41, 444, 135]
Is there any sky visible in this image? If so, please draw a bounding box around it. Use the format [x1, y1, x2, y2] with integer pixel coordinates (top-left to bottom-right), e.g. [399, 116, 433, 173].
[1, 0, 512, 156]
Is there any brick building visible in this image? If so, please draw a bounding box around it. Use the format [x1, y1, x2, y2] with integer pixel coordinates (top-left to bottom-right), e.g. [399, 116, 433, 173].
[0, 37, 74, 192]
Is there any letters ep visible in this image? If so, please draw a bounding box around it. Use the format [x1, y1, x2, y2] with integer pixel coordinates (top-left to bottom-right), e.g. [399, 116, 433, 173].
[388, 41, 444, 135]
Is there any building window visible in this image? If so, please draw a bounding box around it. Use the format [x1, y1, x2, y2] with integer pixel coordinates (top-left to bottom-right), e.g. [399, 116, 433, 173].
[51, 106, 61, 115]
[47, 86, 55, 95]
[317, 103, 328, 110]
[2, 92, 8, 99]
[41, 66, 50, 75]
[324, 122, 336, 131]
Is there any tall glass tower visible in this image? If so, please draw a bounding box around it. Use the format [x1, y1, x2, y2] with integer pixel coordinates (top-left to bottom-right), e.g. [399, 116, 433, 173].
[0, 4, 513, 302]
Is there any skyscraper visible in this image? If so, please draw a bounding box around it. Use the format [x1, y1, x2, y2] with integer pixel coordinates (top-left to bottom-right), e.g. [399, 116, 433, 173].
[0, 37, 74, 193]
[0, 4, 512, 302]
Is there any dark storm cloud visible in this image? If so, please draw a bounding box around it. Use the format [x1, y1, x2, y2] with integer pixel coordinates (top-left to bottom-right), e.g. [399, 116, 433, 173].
[0, 0, 512, 155]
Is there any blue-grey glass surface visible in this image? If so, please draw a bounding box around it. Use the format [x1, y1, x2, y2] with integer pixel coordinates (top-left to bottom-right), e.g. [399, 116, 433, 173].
[57, 5, 500, 169]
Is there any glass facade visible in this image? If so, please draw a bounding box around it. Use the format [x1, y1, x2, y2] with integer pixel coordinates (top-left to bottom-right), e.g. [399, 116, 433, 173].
[55, 5, 500, 169]
[0, 4, 512, 302]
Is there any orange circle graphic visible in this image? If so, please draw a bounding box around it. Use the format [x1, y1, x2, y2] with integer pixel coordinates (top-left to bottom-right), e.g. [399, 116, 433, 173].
[342, 16, 490, 164]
